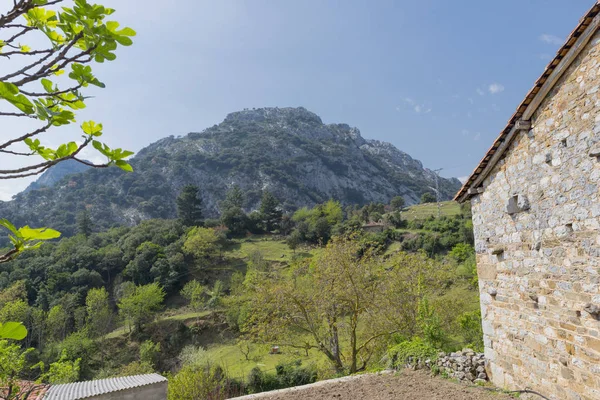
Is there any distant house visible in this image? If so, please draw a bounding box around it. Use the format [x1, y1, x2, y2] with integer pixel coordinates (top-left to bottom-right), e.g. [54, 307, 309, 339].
[42, 374, 167, 400]
[361, 222, 385, 233]
[456, 2, 600, 399]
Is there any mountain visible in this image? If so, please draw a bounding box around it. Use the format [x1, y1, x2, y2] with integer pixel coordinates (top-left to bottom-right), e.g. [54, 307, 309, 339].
[1, 107, 461, 236]
[22, 159, 91, 194]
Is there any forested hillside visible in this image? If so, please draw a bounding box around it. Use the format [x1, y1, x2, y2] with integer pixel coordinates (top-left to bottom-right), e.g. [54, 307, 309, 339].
[0, 107, 461, 238]
[0, 188, 479, 398]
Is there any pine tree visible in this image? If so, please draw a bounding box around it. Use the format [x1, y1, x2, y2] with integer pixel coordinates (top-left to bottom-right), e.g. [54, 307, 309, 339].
[221, 185, 244, 211]
[177, 185, 204, 226]
[259, 191, 282, 232]
[77, 209, 93, 237]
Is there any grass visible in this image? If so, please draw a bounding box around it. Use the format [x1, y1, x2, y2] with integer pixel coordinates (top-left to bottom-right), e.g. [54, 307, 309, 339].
[225, 235, 294, 262]
[402, 201, 461, 221]
[204, 340, 325, 380]
[105, 310, 212, 339]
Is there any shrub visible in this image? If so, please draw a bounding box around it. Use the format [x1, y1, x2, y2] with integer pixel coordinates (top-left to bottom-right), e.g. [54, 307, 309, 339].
[387, 337, 438, 369]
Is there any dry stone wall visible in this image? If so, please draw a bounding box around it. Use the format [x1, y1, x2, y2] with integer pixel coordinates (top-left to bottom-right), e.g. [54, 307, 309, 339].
[398, 350, 487, 384]
[470, 30, 600, 400]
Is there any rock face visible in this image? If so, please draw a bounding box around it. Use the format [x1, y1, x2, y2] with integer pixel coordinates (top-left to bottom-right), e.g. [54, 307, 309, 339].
[470, 29, 600, 400]
[0, 107, 460, 236]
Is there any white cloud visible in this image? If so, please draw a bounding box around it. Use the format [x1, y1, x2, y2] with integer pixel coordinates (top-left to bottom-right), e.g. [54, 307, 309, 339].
[398, 97, 431, 114]
[488, 83, 505, 95]
[473, 132, 481, 141]
[458, 176, 469, 184]
[461, 129, 470, 136]
[468, 97, 474, 105]
[476, 88, 485, 96]
[540, 34, 563, 46]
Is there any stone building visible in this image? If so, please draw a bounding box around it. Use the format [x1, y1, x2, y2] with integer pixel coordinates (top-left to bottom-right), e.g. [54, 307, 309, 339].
[456, 3, 600, 399]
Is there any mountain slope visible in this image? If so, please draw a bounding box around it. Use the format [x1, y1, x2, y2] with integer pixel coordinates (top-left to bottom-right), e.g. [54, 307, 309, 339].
[1, 107, 460, 236]
[22, 159, 91, 194]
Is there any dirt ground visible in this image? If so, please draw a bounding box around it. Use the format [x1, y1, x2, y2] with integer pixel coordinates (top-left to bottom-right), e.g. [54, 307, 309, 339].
[246, 370, 516, 400]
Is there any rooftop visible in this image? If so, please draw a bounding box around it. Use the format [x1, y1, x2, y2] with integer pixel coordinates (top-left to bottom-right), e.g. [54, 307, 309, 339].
[43, 374, 167, 400]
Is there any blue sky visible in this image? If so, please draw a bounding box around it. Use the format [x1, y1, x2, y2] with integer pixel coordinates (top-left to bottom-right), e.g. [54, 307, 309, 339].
[0, 0, 595, 198]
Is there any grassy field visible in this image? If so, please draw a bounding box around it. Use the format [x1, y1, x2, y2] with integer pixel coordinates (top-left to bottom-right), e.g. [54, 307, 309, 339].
[224, 235, 318, 263]
[204, 341, 325, 380]
[105, 310, 212, 339]
[402, 201, 461, 221]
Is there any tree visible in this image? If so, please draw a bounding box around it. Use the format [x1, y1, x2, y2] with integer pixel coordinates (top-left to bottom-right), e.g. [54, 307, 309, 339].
[177, 185, 204, 226]
[221, 185, 244, 211]
[420, 192, 436, 204]
[76, 209, 93, 237]
[182, 227, 220, 261]
[221, 207, 248, 237]
[47, 305, 69, 342]
[390, 196, 405, 210]
[0, 0, 136, 264]
[246, 237, 448, 374]
[286, 230, 302, 253]
[181, 280, 206, 313]
[259, 191, 282, 232]
[85, 287, 112, 338]
[117, 283, 165, 333]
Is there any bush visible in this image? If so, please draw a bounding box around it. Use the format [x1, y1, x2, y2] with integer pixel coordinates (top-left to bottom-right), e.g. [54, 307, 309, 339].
[246, 361, 317, 394]
[168, 364, 244, 400]
[387, 337, 438, 369]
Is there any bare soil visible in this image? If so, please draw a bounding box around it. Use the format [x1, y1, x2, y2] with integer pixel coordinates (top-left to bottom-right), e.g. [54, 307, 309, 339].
[249, 370, 515, 400]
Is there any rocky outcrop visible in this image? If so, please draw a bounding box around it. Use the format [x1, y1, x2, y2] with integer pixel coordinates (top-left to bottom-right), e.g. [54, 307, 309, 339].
[1, 107, 461, 236]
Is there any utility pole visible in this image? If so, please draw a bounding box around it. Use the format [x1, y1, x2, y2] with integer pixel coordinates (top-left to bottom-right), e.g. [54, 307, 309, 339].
[433, 168, 443, 218]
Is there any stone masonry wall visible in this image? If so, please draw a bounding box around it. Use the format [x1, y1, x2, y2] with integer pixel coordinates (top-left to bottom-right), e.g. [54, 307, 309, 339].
[471, 31, 600, 400]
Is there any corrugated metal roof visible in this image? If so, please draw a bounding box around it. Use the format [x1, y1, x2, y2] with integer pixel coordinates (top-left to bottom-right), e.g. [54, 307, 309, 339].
[455, 1, 600, 202]
[43, 374, 167, 399]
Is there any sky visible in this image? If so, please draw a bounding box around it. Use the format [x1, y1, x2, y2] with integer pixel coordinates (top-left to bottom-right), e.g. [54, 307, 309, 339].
[0, 0, 595, 199]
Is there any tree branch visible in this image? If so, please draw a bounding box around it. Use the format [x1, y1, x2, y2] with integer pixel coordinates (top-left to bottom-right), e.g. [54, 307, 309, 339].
[0, 122, 52, 150]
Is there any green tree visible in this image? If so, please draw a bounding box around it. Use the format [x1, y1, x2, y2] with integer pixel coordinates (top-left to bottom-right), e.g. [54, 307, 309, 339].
[259, 191, 282, 232]
[286, 230, 302, 253]
[182, 227, 220, 261]
[390, 196, 405, 210]
[0, 0, 136, 264]
[177, 185, 204, 226]
[247, 238, 447, 374]
[85, 288, 112, 338]
[118, 283, 165, 333]
[47, 305, 70, 342]
[181, 280, 206, 313]
[221, 207, 248, 237]
[76, 209, 93, 237]
[420, 192, 436, 204]
[221, 185, 244, 210]
[139, 340, 160, 369]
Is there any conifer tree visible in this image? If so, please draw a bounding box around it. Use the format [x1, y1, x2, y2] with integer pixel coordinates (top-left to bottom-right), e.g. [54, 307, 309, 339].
[259, 191, 282, 232]
[176, 185, 204, 226]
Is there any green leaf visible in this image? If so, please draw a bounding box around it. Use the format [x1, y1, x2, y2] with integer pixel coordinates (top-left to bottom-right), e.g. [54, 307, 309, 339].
[18, 226, 61, 241]
[0, 322, 27, 340]
[115, 160, 133, 172]
[41, 78, 54, 92]
[0, 82, 35, 114]
[0, 219, 19, 236]
[82, 121, 103, 136]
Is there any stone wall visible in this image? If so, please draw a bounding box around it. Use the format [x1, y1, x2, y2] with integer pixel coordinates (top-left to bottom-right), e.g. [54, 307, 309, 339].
[470, 30, 600, 400]
[400, 350, 487, 384]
